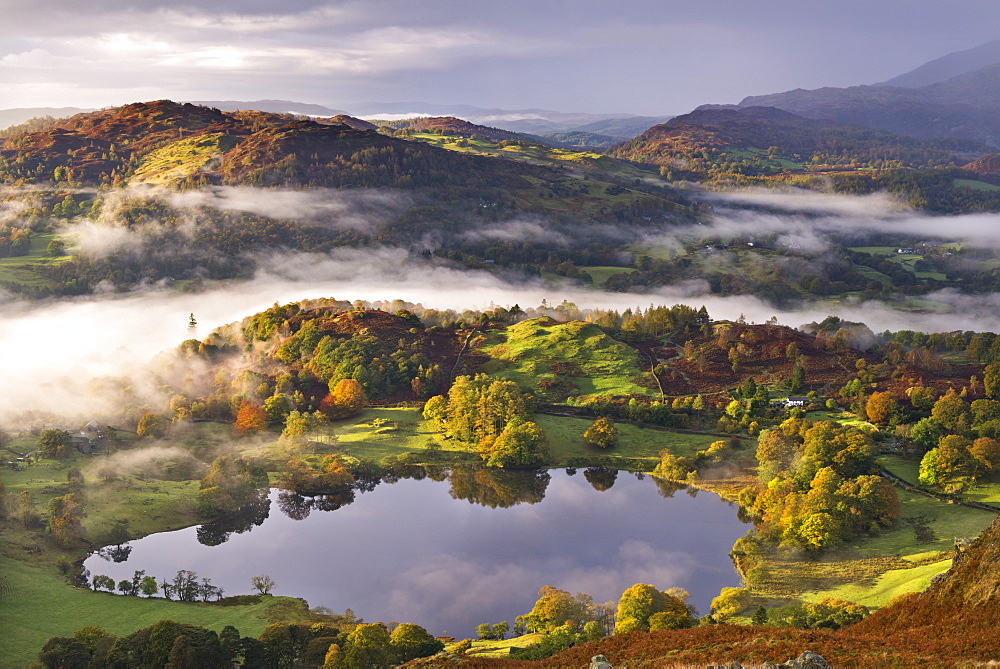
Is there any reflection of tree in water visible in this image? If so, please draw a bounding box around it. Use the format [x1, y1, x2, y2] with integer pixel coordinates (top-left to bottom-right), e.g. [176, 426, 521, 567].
[651, 476, 686, 498]
[196, 492, 271, 546]
[448, 466, 550, 508]
[276, 487, 357, 521]
[95, 544, 132, 563]
[583, 467, 618, 492]
[277, 491, 312, 521]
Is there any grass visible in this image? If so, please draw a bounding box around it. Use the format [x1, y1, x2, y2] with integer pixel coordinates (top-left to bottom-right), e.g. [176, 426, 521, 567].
[467, 633, 544, 657]
[0, 232, 70, 288]
[954, 178, 1000, 192]
[800, 556, 951, 609]
[322, 408, 718, 471]
[0, 553, 282, 667]
[577, 265, 637, 286]
[330, 407, 473, 463]
[479, 318, 658, 403]
[534, 413, 719, 468]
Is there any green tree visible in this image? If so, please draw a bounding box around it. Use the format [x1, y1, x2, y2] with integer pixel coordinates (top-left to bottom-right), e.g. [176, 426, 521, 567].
[251, 574, 276, 595]
[911, 417, 945, 453]
[19, 490, 39, 528]
[39, 637, 91, 669]
[789, 363, 806, 393]
[614, 583, 691, 633]
[258, 623, 300, 669]
[480, 418, 549, 468]
[583, 416, 619, 449]
[344, 623, 393, 668]
[985, 362, 1000, 400]
[931, 391, 972, 435]
[521, 586, 592, 632]
[165, 635, 195, 669]
[46, 239, 66, 257]
[37, 429, 72, 459]
[389, 623, 443, 662]
[263, 394, 292, 425]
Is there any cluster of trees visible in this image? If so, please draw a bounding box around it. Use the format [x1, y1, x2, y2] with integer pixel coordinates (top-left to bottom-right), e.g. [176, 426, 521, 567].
[38, 616, 444, 669]
[90, 569, 223, 602]
[276, 454, 355, 496]
[196, 456, 269, 518]
[912, 391, 1000, 491]
[754, 598, 869, 630]
[424, 374, 549, 467]
[505, 583, 697, 661]
[833, 168, 1000, 214]
[653, 440, 733, 482]
[0, 223, 30, 257]
[740, 418, 899, 551]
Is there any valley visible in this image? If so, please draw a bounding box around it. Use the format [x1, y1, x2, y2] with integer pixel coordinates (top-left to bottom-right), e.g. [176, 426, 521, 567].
[8, 21, 1000, 666]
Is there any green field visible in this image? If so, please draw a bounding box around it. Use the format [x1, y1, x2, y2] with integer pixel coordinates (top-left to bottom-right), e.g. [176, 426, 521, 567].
[466, 633, 544, 658]
[578, 265, 637, 286]
[0, 554, 285, 667]
[479, 318, 658, 402]
[954, 178, 1000, 192]
[800, 555, 951, 609]
[0, 232, 70, 288]
[534, 413, 719, 467]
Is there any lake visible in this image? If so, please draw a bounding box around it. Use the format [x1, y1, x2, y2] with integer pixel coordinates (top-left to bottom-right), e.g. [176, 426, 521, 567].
[84, 467, 749, 638]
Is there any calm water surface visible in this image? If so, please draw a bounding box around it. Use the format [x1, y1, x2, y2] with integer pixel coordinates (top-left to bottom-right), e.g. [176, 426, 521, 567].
[85, 469, 748, 638]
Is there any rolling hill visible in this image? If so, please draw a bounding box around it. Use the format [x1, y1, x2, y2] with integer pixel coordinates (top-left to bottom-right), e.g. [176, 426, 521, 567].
[606, 105, 973, 177]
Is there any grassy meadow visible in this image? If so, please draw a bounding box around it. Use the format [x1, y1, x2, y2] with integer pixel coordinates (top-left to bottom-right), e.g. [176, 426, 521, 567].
[0, 554, 284, 667]
[479, 318, 658, 403]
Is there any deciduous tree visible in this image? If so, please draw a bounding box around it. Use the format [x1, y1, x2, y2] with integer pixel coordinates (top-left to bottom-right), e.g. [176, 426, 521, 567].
[584, 417, 619, 449]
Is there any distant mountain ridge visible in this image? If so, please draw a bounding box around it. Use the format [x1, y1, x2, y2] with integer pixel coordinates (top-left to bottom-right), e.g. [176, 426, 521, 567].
[882, 39, 1000, 88]
[187, 99, 347, 117]
[0, 107, 93, 131]
[739, 41, 1000, 146]
[605, 105, 972, 177]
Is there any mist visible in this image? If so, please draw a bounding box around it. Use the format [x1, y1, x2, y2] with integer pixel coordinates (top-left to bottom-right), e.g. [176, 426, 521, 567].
[6, 241, 1000, 424]
[7, 183, 1000, 423]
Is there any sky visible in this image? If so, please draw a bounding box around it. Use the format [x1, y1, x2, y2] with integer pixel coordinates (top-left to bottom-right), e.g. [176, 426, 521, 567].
[2, 1, 1000, 116]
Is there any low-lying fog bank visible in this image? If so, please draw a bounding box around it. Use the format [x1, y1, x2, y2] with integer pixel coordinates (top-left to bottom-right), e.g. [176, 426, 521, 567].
[3, 245, 1000, 422]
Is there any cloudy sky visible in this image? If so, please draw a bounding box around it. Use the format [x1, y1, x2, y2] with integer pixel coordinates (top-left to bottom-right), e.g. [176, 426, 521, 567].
[2, 0, 1000, 115]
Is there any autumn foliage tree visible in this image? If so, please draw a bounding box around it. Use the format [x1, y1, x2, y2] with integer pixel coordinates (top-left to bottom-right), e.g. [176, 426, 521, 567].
[234, 402, 268, 435]
[615, 583, 695, 633]
[136, 412, 165, 439]
[866, 391, 899, 426]
[322, 378, 368, 419]
[584, 416, 619, 449]
[46, 493, 85, 547]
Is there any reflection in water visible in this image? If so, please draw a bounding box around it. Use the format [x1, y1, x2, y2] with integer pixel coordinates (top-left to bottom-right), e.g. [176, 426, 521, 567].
[196, 493, 271, 546]
[84, 468, 747, 639]
[446, 466, 550, 508]
[94, 544, 132, 563]
[274, 465, 553, 523]
[583, 467, 618, 491]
